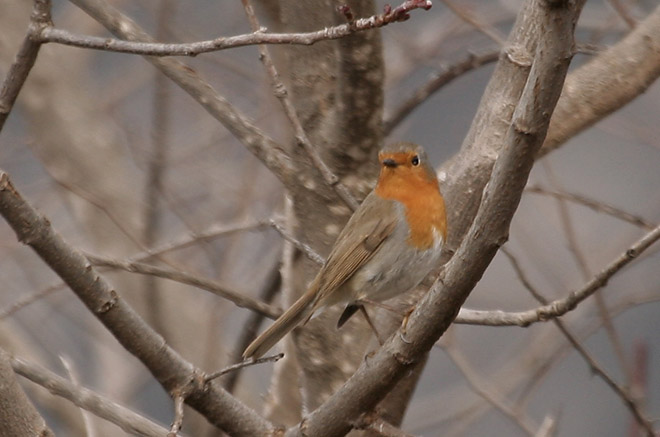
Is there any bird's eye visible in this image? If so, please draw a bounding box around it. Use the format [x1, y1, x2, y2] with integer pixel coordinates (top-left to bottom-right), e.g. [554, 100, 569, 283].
[411, 155, 420, 166]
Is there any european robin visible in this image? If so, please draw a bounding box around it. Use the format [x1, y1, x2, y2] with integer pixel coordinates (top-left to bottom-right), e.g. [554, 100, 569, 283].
[243, 142, 446, 359]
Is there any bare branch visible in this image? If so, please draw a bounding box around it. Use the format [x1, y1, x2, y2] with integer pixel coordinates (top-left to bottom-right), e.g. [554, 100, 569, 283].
[224, 262, 281, 392]
[628, 343, 650, 437]
[384, 42, 599, 135]
[42, 163, 146, 251]
[37, 0, 432, 57]
[505, 244, 652, 432]
[535, 414, 558, 437]
[129, 218, 274, 263]
[143, 0, 176, 338]
[441, 340, 537, 436]
[11, 355, 168, 437]
[59, 355, 96, 437]
[440, 0, 506, 45]
[241, 0, 359, 211]
[354, 412, 417, 437]
[270, 218, 325, 265]
[205, 353, 284, 384]
[0, 283, 62, 320]
[540, 3, 660, 157]
[0, 217, 274, 322]
[168, 395, 184, 437]
[543, 161, 631, 386]
[84, 252, 281, 320]
[551, 316, 654, 435]
[0, 350, 54, 437]
[0, 0, 51, 131]
[0, 170, 275, 436]
[526, 185, 656, 230]
[68, 0, 294, 187]
[384, 50, 500, 134]
[454, 224, 660, 327]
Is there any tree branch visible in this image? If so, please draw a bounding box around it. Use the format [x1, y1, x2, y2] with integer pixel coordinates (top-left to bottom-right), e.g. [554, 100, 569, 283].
[10, 355, 170, 437]
[441, 340, 537, 436]
[540, 3, 660, 157]
[36, 0, 432, 57]
[453, 224, 660, 326]
[0, 170, 275, 436]
[526, 185, 656, 230]
[440, 0, 506, 46]
[241, 0, 359, 211]
[384, 49, 500, 135]
[68, 0, 294, 187]
[0, 0, 51, 132]
[0, 349, 54, 437]
[85, 252, 281, 320]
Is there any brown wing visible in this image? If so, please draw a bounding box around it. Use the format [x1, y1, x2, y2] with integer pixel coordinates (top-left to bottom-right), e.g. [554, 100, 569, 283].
[309, 195, 397, 312]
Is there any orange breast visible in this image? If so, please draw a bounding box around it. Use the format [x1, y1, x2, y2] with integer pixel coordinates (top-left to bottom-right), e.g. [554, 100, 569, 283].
[375, 171, 446, 250]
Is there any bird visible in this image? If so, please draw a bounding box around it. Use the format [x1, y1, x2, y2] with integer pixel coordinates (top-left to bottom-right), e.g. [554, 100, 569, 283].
[243, 142, 446, 360]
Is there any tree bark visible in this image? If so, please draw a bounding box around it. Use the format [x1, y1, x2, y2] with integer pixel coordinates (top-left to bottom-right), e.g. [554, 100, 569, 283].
[0, 349, 54, 437]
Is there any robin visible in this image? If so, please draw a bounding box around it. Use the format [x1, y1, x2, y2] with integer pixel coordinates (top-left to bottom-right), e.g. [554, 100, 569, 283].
[243, 142, 446, 359]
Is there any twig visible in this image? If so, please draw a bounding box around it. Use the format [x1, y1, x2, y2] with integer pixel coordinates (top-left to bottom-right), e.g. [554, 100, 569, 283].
[526, 185, 655, 230]
[542, 161, 631, 386]
[11, 355, 171, 437]
[384, 43, 600, 135]
[440, 0, 506, 45]
[418, 292, 660, 435]
[628, 342, 649, 437]
[0, 218, 273, 321]
[0, 283, 62, 320]
[42, 163, 147, 261]
[242, 0, 360, 211]
[168, 395, 184, 437]
[553, 315, 654, 435]
[0, 349, 54, 437]
[0, 169, 275, 435]
[384, 50, 500, 134]
[354, 412, 416, 437]
[129, 218, 273, 263]
[224, 261, 281, 393]
[143, 0, 175, 337]
[270, 218, 325, 265]
[453, 224, 660, 326]
[37, 0, 432, 57]
[441, 341, 537, 436]
[0, 0, 51, 132]
[535, 414, 558, 437]
[68, 0, 294, 188]
[59, 355, 96, 437]
[204, 353, 283, 384]
[539, 4, 660, 157]
[502, 247, 655, 436]
[84, 252, 281, 319]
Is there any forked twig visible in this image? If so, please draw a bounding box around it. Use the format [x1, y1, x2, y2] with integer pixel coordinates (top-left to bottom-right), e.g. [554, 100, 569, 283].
[204, 353, 284, 384]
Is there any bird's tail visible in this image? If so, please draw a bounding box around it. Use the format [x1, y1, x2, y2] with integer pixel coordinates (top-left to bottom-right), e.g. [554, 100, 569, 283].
[242, 284, 318, 360]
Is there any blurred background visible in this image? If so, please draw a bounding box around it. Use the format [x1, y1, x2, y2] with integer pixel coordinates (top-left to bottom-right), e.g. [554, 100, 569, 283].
[1, 0, 659, 435]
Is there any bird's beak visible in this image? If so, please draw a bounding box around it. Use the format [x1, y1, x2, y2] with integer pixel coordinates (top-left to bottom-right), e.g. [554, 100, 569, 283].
[382, 158, 397, 168]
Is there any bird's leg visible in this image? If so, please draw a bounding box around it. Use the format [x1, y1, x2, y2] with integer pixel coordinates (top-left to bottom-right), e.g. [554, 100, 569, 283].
[358, 305, 387, 346]
[357, 298, 399, 315]
[398, 307, 415, 344]
[359, 298, 415, 344]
